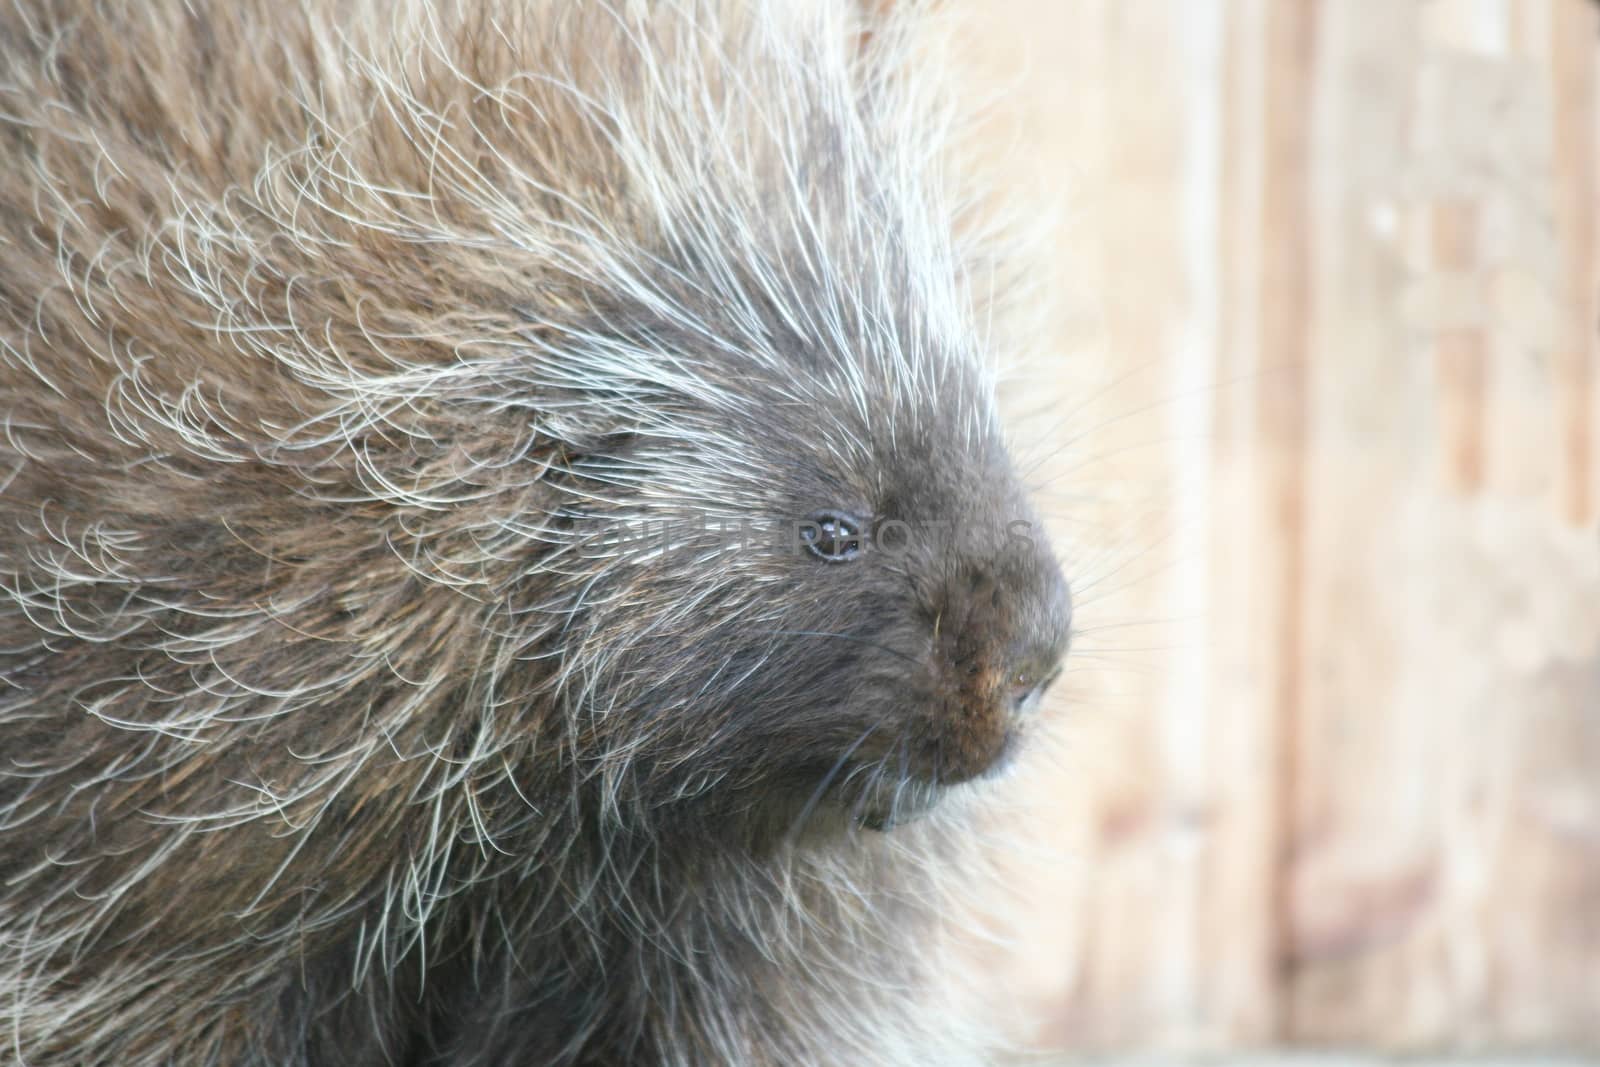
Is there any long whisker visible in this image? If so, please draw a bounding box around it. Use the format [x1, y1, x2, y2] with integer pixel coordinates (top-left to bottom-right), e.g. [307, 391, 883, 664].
[849, 755, 891, 832]
[784, 721, 881, 844]
[888, 737, 913, 827]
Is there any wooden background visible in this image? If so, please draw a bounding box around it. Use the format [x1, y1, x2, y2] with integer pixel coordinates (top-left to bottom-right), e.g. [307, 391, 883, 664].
[947, 0, 1600, 1056]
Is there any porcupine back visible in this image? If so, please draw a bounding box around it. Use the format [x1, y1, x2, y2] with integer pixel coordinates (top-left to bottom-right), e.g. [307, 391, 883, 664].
[0, 1, 1069, 1064]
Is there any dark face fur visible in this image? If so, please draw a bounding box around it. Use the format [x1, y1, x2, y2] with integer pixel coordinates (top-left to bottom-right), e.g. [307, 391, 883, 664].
[764, 440, 1071, 833]
[548, 323, 1073, 844]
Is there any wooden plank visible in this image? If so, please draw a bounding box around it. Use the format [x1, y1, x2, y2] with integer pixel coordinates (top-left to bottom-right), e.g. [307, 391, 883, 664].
[1551, 0, 1599, 526]
[949, 0, 1600, 1055]
[1197, 0, 1289, 1044]
[1286, 0, 1600, 1049]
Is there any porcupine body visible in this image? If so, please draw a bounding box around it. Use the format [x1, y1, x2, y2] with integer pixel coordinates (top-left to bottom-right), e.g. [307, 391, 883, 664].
[0, 1, 1072, 1064]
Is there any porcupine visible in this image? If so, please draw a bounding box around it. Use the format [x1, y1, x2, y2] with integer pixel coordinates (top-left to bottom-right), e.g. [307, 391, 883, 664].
[0, 0, 1072, 1063]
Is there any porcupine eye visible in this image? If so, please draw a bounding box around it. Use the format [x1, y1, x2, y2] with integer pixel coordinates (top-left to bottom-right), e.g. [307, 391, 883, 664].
[801, 511, 863, 563]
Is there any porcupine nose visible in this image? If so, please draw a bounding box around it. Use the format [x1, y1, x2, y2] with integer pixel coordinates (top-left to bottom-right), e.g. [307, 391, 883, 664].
[1004, 655, 1063, 718]
[920, 549, 1071, 785]
[1000, 559, 1071, 720]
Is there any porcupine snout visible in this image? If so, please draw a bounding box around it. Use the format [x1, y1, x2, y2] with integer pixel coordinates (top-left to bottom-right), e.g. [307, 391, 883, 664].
[917, 528, 1071, 787]
[796, 446, 1069, 829]
[833, 500, 1068, 833]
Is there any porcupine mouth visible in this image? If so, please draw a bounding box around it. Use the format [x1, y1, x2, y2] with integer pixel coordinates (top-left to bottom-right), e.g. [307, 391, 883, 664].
[852, 726, 1026, 831]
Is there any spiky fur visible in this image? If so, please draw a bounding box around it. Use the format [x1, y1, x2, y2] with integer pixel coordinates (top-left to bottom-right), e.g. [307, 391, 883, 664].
[0, 1, 1068, 1063]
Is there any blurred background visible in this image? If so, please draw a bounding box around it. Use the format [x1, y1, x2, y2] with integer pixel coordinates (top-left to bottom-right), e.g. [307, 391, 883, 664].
[943, 0, 1600, 1060]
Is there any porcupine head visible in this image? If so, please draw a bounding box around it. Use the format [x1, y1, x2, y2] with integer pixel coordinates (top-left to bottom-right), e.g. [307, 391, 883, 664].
[508, 11, 1075, 848]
